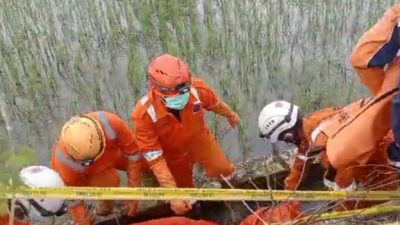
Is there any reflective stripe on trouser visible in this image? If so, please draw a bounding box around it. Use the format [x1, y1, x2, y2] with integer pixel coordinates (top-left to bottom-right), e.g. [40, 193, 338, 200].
[388, 159, 400, 167]
[323, 178, 357, 191]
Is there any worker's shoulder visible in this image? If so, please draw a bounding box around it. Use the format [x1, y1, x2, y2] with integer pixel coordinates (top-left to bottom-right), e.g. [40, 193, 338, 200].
[191, 76, 213, 89]
[86, 111, 128, 126]
[86, 110, 122, 119]
[306, 106, 341, 120]
[131, 94, 153, 119]
[191, 77, 217, 100]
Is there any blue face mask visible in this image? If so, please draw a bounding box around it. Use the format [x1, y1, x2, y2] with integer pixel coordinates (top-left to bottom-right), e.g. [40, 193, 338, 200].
[164, 92, 190, 110]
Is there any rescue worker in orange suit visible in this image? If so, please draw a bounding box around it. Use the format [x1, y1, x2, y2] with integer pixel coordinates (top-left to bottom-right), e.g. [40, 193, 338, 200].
[240, 100, 340, 224]
[240, 100, 398, 224]
[0, 165, 67, 225]
[131, 54, 240, 214]
[351, 3, 400, 172]
[329, 3, 400, 171]
[51, 111, 142, 225]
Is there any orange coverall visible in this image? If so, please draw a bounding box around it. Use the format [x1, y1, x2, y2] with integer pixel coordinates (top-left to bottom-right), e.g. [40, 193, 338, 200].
[283, 106, 340, 191]
[130, 217, 220, 225]
[241, 99, 399, 224]
[327, 3, 400, 170]
[239, 107, 340, 224]
[51, 111, 141, 225]
[131, 77, 235, 188]
[312, 99, 398, 209]
[0, 215, 30, 225]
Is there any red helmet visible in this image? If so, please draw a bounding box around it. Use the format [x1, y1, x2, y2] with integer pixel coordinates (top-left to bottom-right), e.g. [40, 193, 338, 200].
[148, 54, 191, 96]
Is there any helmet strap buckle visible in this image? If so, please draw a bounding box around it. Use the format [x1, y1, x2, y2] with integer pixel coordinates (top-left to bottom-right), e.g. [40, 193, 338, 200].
[80, 158, 95, 167]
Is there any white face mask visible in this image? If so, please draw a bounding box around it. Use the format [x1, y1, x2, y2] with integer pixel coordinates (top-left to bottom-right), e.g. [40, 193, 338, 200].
[164, 91, 190, 110]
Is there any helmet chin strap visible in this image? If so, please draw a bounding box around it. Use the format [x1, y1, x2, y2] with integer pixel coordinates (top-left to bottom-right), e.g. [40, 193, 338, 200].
[12, 201, 30, 222]
[27, 199, 67, 218]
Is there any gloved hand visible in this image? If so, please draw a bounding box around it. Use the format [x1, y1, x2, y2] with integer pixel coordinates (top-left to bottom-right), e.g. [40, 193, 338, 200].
[211, 101, 240, 128]
[170, 199, 192, 215]
[122, 200, 139, 217]
[228, 112, 240, 128]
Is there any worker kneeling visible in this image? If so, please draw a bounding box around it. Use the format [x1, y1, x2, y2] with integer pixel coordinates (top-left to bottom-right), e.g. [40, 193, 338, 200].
[241, 100, 398, 224]
[0, 165, 67, 225]
[51, 111, 143, 225]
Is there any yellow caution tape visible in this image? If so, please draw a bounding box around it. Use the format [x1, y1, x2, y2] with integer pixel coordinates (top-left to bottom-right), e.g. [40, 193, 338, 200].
[0, 186, 400, 201]
[290, 205, 400, 225]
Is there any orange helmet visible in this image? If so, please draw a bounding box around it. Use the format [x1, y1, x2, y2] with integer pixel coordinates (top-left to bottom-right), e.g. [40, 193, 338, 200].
[60, 115, 105, 166]
[148, 54, 192, 96]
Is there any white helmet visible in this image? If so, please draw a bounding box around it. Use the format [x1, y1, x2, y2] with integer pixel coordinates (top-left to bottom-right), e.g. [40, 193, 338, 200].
[16, 165, 67, 223]
[258, 100, 299, 143]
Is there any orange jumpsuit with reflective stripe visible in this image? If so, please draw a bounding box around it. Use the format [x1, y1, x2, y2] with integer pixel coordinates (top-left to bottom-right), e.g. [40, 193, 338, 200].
[327, 3, 400, 170]
[51, 111, 141, 225]
[131, 77, 235, 187]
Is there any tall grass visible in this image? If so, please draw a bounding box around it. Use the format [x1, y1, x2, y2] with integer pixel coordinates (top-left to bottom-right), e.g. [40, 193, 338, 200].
[0, 0, 397, 163]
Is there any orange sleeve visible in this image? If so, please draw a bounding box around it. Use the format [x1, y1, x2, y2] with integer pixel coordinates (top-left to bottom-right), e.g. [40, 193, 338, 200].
[194, 78, 236, 117]
[51, 143, 87, 186]
[131, 107, 162, 153]
[193, 78, 221, 110]
[105, 112, 138, 155]
[351, 4, 400, 95]
[284, 142, 313, 190]
[285, 157, 310, 190]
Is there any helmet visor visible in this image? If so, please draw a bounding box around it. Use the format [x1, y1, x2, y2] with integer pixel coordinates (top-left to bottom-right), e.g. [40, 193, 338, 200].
[150, 76, 191, 96]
